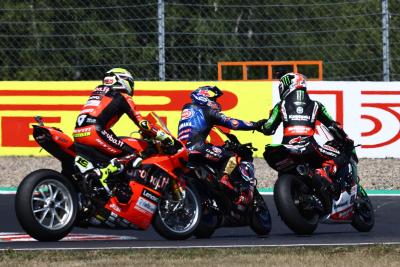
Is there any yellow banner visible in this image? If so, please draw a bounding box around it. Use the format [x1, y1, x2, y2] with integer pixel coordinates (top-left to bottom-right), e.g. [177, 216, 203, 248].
[0, 81, 273, 157]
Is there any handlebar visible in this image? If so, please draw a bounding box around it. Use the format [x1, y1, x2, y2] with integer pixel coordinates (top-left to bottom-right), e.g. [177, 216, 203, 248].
[224, 140, 257, 152]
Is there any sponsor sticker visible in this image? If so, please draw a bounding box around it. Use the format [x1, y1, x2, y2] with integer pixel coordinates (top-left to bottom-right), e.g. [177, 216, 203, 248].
[296, 107, 304, 114]
[141, 189, 160, 203]
[73, 132, 91, 138]
[84, 100, 100, 107]
[103, 77, 116, 85]
[212, 146, 222, 154]
[181, 109, 192, 120]
[109, 203, 121, 213]
[231, 120, 239, 128]
[178, 121, 192, 130]
[135, 197, 157, 214]
[288, 114, 310, 121]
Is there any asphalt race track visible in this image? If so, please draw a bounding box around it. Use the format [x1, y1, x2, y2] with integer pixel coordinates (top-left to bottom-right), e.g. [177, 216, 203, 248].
[1, 194, 399, 250]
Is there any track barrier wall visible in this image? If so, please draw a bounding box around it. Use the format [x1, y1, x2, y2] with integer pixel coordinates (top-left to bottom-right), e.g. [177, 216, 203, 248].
[0, 81, 398, 158]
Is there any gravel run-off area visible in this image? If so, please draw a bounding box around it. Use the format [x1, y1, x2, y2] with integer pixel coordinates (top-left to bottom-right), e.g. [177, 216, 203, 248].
[1, 156, 399, 190]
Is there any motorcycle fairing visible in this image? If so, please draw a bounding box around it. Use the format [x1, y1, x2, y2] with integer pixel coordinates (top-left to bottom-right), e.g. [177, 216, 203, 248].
[32, 125, 76, 176]
[104, 181, 162, 230]
[320, 184, 357, 223]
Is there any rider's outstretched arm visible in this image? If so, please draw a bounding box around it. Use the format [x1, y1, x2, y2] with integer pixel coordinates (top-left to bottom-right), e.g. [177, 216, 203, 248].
[120, 93, 162, 136]
[260, 103, 282, 135]
[210, 109, 256, 130]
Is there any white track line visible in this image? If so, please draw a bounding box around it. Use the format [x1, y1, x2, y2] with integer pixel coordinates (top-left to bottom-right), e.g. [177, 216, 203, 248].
[2, 242, 400, 251]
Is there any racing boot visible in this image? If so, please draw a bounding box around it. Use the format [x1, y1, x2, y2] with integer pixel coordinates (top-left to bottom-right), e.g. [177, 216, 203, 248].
[219, 173, 235, 191]
[91, 154, 143, 195]
[235, 185, 254, 212]
[218, 156, 237, 191]
[314, 163, 340, 200]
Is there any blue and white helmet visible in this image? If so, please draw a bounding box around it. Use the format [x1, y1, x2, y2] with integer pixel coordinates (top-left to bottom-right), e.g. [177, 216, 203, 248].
[191, 86, 223, 111]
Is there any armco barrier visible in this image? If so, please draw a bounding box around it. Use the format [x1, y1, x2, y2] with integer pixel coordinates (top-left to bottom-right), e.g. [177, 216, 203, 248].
[0, 81, 399, 158]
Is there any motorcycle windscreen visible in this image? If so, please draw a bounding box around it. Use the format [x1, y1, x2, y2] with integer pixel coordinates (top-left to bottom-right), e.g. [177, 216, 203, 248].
[146, 112, 173, 136]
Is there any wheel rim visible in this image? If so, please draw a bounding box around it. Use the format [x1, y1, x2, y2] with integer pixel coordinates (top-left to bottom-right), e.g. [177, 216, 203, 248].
[291, 178, 319, 223]
[158, 187, 200, 234]
[31, 179, 74, 230]
[356, 196, 373, 223]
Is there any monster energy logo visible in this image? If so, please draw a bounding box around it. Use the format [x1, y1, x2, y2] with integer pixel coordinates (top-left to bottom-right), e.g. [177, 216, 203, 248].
[296, 90, 304, 101]
[281, 74, 292, 86]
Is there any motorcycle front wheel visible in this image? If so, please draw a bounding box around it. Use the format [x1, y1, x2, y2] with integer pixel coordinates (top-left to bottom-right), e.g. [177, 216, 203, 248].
[193, 196, 220, 239]
[153, 182, 202, 240]
[250, 189, 272, 236]
[274, 174, 319, 235]
[15, 169, 78, 241]
[351, 187, 374, 232]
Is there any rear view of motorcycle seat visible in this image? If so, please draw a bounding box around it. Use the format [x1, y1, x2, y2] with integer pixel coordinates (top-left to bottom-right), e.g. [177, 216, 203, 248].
[74, 143, 112, 165]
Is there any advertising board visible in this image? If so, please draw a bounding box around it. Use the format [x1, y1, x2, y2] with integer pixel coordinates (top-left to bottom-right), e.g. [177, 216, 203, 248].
[0, 81, 398, 158]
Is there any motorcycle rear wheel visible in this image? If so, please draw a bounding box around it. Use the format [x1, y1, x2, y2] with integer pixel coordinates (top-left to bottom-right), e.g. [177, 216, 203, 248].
[250, 189, 272, 236]
[351, 189, 374, 232]
[153, 183, 202, 240]
[274, 174, 319, 235]
[15, 169, 78, 241]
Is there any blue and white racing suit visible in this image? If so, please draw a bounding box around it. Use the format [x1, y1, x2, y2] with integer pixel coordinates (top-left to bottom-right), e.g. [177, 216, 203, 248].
[177, 102, 256, 179]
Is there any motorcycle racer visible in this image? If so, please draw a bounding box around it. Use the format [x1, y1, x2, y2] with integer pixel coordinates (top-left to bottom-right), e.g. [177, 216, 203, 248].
[259, 72, 353, 196]
[177, 85, 263, 208]
[73, 68, 174, 193]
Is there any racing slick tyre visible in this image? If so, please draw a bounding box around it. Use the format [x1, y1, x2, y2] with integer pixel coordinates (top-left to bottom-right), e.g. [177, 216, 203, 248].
[193, 195, 221, 239]
[153, 183, 202, 240]
[274, 174, 319, 235]
[351, 190, 374, 232]
[15, 169, 78, 241]
[250, 189, 272, 236]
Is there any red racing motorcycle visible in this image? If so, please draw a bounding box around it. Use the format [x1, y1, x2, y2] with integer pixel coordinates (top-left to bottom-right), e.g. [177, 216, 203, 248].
[15, 113, 202, 241]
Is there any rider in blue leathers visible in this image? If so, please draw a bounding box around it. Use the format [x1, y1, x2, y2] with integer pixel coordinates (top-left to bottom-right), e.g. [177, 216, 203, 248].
[178, 86, 264, 207]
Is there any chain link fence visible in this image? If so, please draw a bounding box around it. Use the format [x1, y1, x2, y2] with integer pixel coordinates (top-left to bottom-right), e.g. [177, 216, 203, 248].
[0, 0, 399, 81]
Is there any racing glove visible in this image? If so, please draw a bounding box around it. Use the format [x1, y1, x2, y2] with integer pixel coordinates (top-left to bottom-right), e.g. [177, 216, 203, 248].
[254, 119, 268, 133]
[155, 130, 175, 146]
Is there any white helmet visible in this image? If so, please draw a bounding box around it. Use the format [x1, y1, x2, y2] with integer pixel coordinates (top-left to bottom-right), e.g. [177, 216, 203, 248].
[103, 68, 135, 96]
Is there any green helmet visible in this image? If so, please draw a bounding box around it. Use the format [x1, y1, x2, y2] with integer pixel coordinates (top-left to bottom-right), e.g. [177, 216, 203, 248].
[103, 68, 135, 96]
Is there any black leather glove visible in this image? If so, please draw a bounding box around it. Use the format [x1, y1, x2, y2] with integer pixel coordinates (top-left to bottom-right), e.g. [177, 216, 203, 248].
[253, 119, 268, 133]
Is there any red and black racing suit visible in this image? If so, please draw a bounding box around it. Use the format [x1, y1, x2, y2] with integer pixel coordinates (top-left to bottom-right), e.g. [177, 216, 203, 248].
[73, 85, 160, 162]
[261, 90, 349, 186]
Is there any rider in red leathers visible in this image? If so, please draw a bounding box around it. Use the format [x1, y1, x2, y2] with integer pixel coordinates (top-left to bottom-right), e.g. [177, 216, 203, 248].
[259, 72, 353, 197]
[73, 68, 173, 193]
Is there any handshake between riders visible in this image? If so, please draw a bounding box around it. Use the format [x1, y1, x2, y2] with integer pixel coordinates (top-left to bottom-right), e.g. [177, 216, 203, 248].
[73, 68, 352, 210]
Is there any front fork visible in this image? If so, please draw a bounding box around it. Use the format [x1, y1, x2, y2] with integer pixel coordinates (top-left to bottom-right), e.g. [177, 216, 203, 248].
[171, 178, 186, 201]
